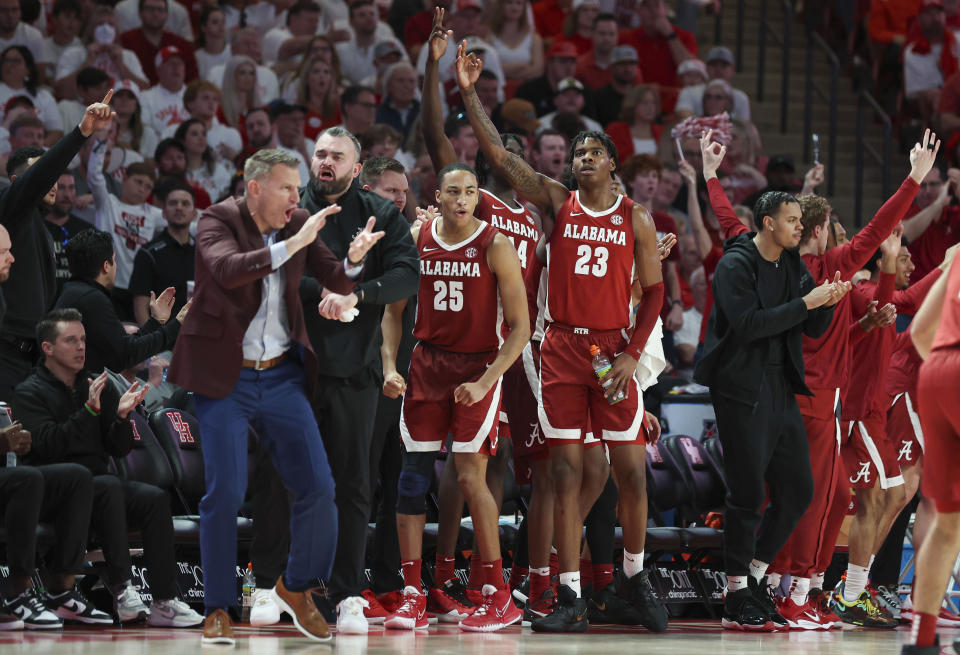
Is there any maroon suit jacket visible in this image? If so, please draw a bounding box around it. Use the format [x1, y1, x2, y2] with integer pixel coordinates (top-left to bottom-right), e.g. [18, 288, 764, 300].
[168, 197, 355, 399]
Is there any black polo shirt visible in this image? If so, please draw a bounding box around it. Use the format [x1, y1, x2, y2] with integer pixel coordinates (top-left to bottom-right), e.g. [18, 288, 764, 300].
[44, 214, 93, 296]
[128, 228, 195, 317]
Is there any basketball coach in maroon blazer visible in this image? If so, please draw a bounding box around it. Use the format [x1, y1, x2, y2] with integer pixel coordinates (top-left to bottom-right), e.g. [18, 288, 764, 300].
[167, 149, 385, 646]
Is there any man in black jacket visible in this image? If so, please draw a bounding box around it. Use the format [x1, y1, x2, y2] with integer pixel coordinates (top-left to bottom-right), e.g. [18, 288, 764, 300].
[299, 126, 418, 632]
[0, 92, 116, 401]
[694, 136, 851, 632]
[12, 308, 203, 628]
[54, 229, 186, 374]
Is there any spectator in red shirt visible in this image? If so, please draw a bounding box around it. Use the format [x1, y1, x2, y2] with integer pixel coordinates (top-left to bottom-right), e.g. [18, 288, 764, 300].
[620, 153, 685, 334]
[902, 164, 960, 280]
[533, 0, 573, 39]
[561, 0, 600, 55]
[620, 0, 697, 90]
[575, 12, 635, 91]
[119, 0, 198, 86]
[605, 84, 663, 162]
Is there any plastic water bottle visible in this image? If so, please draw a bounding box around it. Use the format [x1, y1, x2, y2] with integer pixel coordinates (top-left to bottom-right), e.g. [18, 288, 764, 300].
[590, 345, 625, 405]
[241, 563, 255, 623]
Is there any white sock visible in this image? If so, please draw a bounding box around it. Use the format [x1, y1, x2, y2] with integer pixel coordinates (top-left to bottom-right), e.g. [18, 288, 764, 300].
[623, 550, 644, 578]
[868, 554, 875, 577]
[559, 571, 581, 597]
[532, 566, 550, 577]
[790, 576, 810, 605]
[767, 572, 782, 591]
[550, 545, 558, 555]
[843, 564, 869, 602]
[749, 559, 769, 583]
[727, 575, 748, 593]
[811, 572, 825, 590]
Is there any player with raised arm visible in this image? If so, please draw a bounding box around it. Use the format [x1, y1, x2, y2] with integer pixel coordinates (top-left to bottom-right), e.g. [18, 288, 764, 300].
[382, 162, 529, 632]
[456, 42, 668, 634]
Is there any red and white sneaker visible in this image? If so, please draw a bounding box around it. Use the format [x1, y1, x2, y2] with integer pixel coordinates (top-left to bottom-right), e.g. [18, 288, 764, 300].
[384, 587, 428, 630]
[361, 589, 387, 624]
[427, 579, 475, 623]
[459, 585, 522, 632]
[777, 597, 827, 630]
[376, 590, 404, 614]
[809, 588, 839, 629]
[466, 587, 484, 606]
[901, 596, 960, 627]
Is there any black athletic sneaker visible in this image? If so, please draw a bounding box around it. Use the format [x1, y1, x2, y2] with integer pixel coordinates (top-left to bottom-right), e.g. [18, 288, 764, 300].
[901, 635, 940, 654]
[4, 589, 62, 630]
[614, 570, 668, 632]
[521, 587, 556, 627]
[750, 576, 788, 630]
[530, 584, 588, 633]
[512, 576, 530, 608]
[588, 583, 641, 624]
[44, 588, 112, 625]
[722, 587, 774, 632]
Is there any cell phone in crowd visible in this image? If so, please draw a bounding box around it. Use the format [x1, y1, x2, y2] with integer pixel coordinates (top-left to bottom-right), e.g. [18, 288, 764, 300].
[812, 133, 821, 165]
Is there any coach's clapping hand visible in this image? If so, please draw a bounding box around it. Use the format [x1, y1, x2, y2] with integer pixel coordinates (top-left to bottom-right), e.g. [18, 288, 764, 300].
[79, 90, 116, 137]
[118, 381, 149, 420]
[149, 287, 176, 324]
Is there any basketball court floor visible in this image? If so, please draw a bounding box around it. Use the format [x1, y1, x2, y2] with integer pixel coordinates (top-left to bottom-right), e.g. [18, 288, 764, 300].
[0, 622, 950, 654]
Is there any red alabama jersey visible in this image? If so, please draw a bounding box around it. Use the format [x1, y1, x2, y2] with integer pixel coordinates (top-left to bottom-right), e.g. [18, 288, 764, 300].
[545, 191, 636, 331]
[933, 256, 960, 352]
[476, 189, 540, 273]
[414, 218, 501, 353]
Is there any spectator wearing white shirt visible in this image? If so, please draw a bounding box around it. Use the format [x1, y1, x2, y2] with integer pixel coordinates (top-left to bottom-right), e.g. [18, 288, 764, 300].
[359, 39, 405, 91]
[88, 141, 164, 292]
[54, 5, 149, 101]
[269, 99, 311, 184]
[219, 55, 262, 130]
[414, 8, 505, 90]
[111, 79, 159, 165]
[58, 68, 111, 138]
[161, 80, 243, 163]
[173, 118, 235, 203]
[336, 0, 406, 85]
[140, 46, 190, 135]
[263, 0, 322, 66]
[114, 0, 193, 41]
[43, 0, 84, 76]
[208, 29, 279, 106]
[0, 0, 52, 79]
[221, 0, 280, 35]
[675, 46, 751, 121]
[0, 46, 62, 144]
[195, 6, 231, 80]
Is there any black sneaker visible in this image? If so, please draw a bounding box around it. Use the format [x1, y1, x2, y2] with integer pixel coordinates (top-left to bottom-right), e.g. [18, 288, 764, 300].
[750, 576, 788, 630]
[530, 584, 588, 633]
[521, 587, 556, 627]
[615, 570, 668, 632]
[44, 588, 113, 625]
[722, 587, 774, 632]
[588, 583, 641, 624]
[512, 576, 530, 608]
[4, 589, 63, 630]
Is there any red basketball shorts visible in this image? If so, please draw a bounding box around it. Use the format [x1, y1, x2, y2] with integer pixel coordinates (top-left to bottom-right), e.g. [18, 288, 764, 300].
[917, 348, 960, 513]
[887, 392, 925, 466]
[400, 342, 501, 455]
[503, 341, 549, 484]
[843, 417, 903, 490]
[538, 324, 644, 446]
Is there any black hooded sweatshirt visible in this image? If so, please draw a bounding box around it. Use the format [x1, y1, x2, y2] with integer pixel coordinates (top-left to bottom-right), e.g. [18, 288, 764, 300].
[694, 233, 835, 406]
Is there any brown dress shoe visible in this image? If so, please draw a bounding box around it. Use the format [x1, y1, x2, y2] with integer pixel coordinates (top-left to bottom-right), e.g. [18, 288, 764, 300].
[201, 608, 235, 646]
[274, 576, 331, 641]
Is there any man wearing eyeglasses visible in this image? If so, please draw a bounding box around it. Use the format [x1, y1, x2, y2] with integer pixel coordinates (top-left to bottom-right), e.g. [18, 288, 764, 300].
[43, 173, 92, 296]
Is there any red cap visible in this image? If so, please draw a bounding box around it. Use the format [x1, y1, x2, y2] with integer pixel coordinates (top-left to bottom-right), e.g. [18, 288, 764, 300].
[547, 40, 578, 60]
[456, 0, 483, 12]
[155, 45, 184, 69]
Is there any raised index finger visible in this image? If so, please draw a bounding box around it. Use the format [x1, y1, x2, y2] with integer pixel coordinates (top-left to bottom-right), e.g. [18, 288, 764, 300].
[102, 88, 114, 105]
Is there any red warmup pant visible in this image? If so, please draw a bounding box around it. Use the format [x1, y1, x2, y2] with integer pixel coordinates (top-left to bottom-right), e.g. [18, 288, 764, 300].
[816, 454, 852, 574]
[771, 390, 842, 578]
